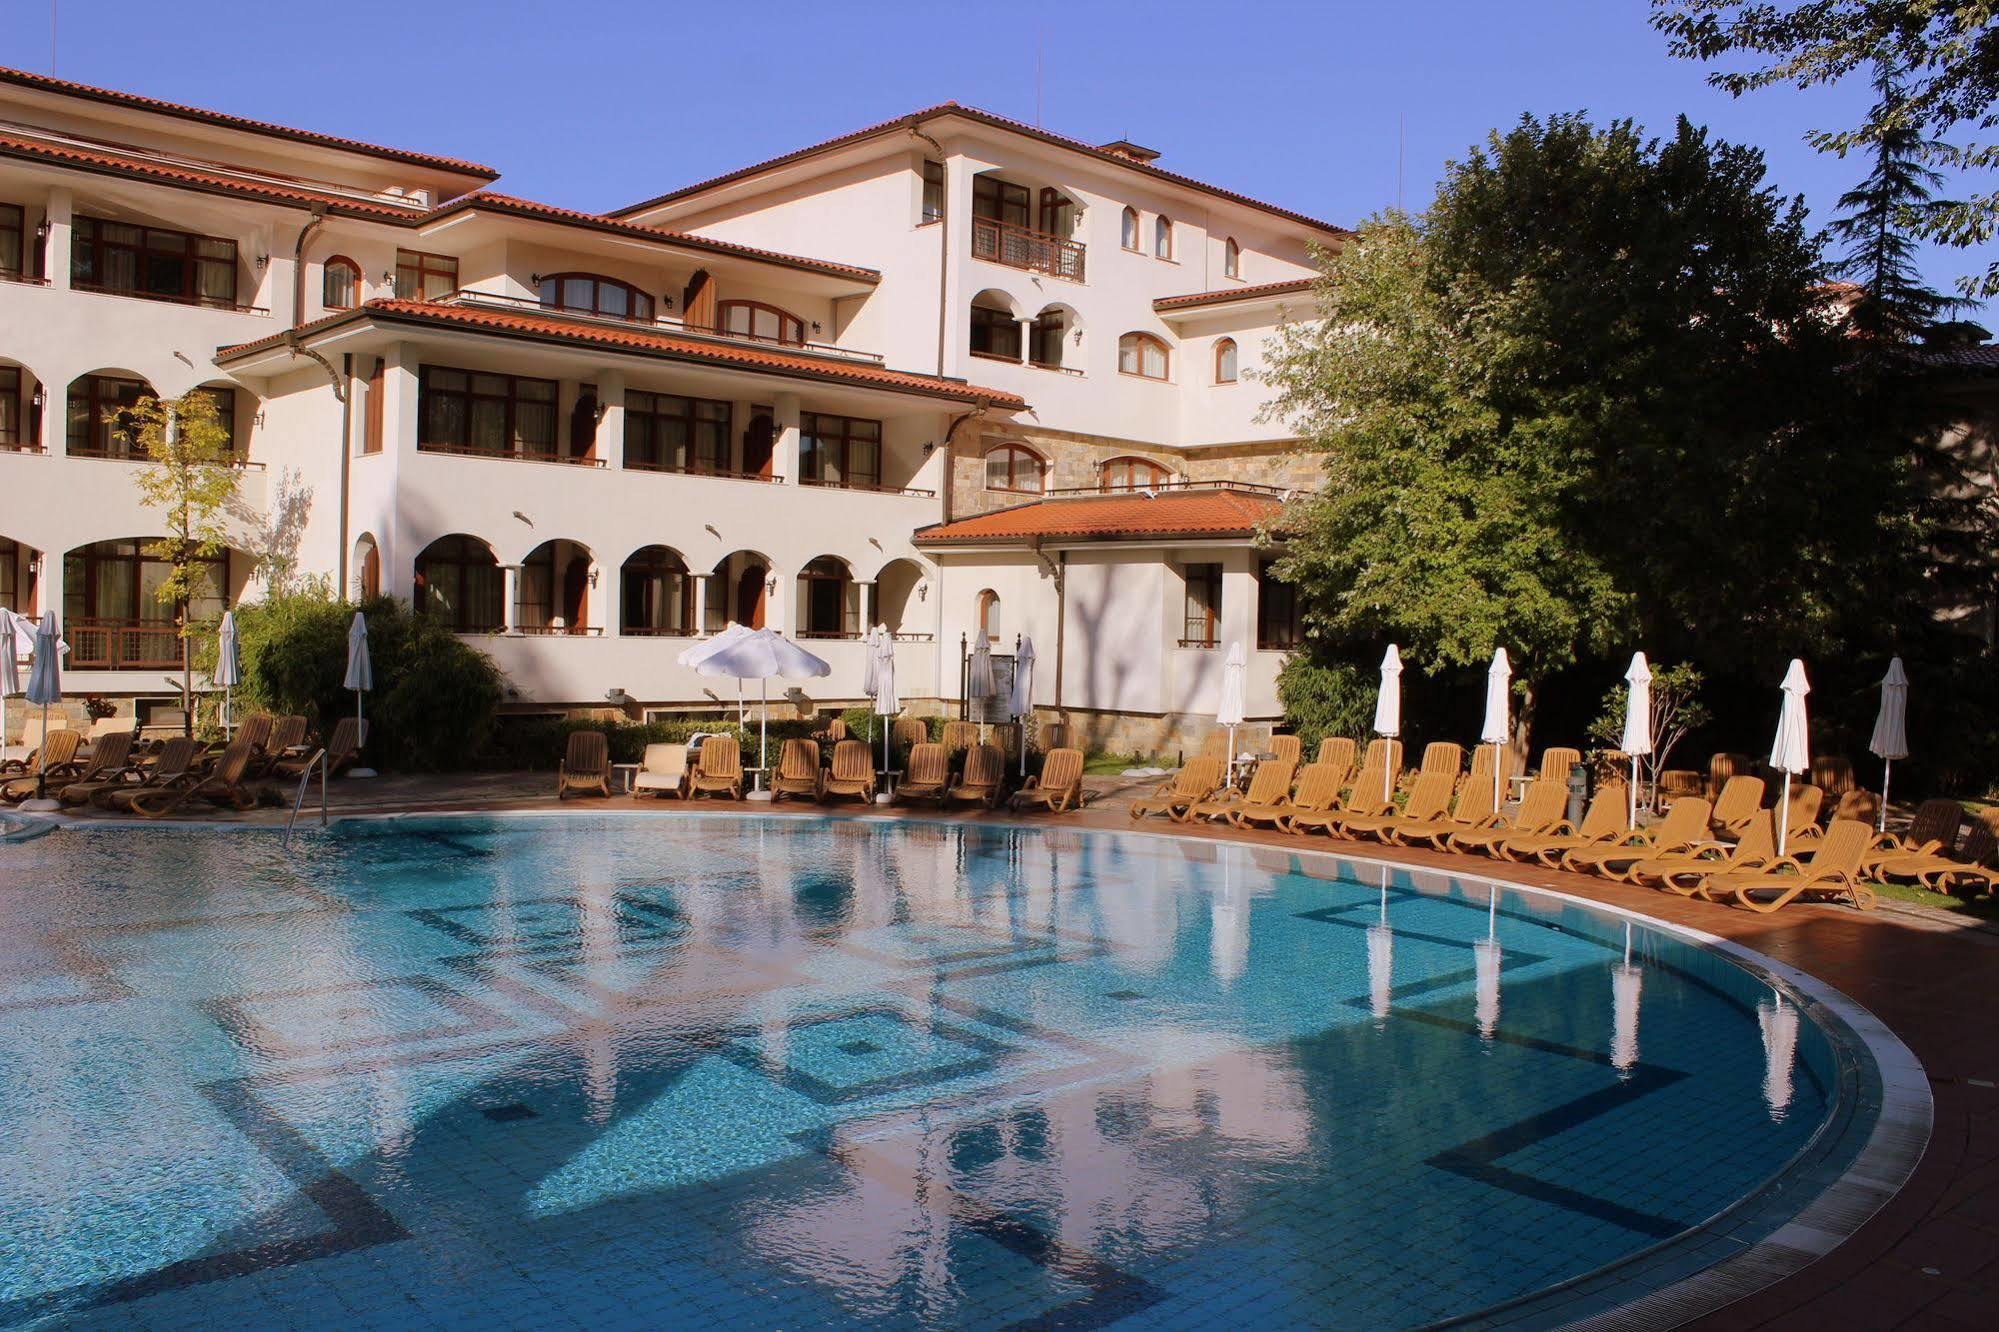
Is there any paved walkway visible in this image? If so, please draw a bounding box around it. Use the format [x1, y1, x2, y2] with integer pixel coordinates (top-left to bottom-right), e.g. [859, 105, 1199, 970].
[43, 770, 1999, 1327]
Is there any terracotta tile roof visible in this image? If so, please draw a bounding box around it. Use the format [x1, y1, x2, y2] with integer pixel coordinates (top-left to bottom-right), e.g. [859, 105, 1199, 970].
[425, 192, 879, 283]
[1154, 278, 1315, 312]
[1919, 343, 1999, 373]
[0, 65, 497, 179]
[915, 488, 1283, 544]
[215, 298, 1027, 409]
[611, 103, 1351, 237]
[0, 129, 429, 219]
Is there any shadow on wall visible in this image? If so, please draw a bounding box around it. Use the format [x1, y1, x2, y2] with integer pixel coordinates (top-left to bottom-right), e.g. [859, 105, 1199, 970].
[233, 467, 313, 595]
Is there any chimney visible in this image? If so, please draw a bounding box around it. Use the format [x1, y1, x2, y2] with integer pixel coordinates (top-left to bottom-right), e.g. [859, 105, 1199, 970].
[1097, 139, 1161, 164]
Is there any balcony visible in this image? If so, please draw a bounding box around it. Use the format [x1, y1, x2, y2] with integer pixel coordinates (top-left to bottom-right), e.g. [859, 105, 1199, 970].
[437, 290, 884, 364]
[68, 618, 183, 670]
[971, 217, 1085, 282]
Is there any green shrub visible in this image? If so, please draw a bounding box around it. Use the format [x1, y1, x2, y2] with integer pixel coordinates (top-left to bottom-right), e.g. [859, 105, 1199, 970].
[1277, 655, 1376, 754]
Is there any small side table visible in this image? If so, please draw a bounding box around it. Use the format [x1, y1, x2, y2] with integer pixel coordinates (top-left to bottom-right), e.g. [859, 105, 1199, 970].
[613, 762, 641, 795]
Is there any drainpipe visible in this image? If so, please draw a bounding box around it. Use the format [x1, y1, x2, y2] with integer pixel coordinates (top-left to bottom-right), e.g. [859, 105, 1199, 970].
[278, 203, 351, 590]
[290, 202, 327, 328]
[909, 125, 949, 377]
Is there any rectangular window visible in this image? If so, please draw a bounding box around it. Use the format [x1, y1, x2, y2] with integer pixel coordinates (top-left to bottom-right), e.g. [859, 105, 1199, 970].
[800, 411, 882, 489]
[71, 216, 238, 308]
[66, 373, 148, 458]
[0, 203, 23, 276]
[969, 306, 1022, 360]
[623, 390, 732, 473]
[972, 176, 1030, 227]
[920, 160, 945, 224]
[1256, 561, 1300, 650]
[1182, 563, 1221, 647]
[394, 249, 458, 300]
[361, 357, 384, 454]
[0, 364, 19, 447]
[417, 365, 557, 459]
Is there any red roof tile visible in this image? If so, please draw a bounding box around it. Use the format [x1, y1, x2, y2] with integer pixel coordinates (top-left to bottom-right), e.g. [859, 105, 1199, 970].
[215, 298, 1027, 410]
[916, 489, 1283, 544]
[0, 129, 429, 219]
[612, 104, 1351, 237]
[0, 65, 497, 179]
[1154, 278, 1316, 312]
[427, 192, 879, 283]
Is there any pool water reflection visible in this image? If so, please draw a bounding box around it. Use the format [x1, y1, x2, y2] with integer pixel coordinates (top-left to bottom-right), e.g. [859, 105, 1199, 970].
[0, 816, 1837, 1328]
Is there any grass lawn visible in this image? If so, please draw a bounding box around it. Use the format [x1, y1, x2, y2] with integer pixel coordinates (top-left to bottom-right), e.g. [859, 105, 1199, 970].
[1868, 878, 1999, 922]
[1083, 752, 1166, 776]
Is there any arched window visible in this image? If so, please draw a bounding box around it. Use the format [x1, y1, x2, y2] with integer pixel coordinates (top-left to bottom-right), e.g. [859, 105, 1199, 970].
[969, 298, 1022, 360]
[1099, 456, 1172, 493]
[413, 535, 503, 633]
[797, 556, 857, 638]
[984, 442, 1045, 494]
[537, 272, 654, 322]
[976, 589, 1002, 642]
[65, 373, 151, 458]
[717, 300, 806, 346]
[1223, 237, 1240, 279]
[1028, 307, 1068, 368]
[356, 538, 381, 600]
[1117, 332, 1170, 381]
[1121, 206, 1140, 251]
[621, 545, 694, 636]
[1154, 215, 1173, 260]
[322, 255, 361, 310]
[1214, 337, 1239, 384]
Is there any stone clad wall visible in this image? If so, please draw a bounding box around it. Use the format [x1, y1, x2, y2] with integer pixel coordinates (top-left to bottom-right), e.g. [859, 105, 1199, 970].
[949, 424, 1314, 519]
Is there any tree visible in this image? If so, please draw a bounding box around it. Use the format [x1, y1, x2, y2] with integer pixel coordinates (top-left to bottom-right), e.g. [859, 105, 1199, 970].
[1652, 0, 1999, 298]
[1262, 115, 1933, 744]
[130, 390, 242, 735]
[1586, 661, 1711, 807]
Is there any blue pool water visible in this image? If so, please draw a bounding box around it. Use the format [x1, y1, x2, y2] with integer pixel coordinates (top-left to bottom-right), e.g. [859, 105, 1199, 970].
[0, 815, 1844, 1329]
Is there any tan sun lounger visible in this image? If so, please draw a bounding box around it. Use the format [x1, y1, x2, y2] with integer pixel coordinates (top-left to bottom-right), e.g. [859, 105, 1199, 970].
[1562, 798, 1714, 879]
[896, 743, 951, 806]
[1288, 774, 1396, 838]
[822, 739, 876, 803]
[1633, 809, 1776, 895]
[946, 743, 1006, 809]
[0, 729, 83, 801]
[1232, 761, 1343, 832]
[632, 743, 689, 799]
[1390, 770, 1499, 849]
[1701, 819, 1876, 912]
[1191, 757, 1296, 823]
[1010, 747, 1084, 813]
[1446, 778, 1567, 856]
[51, 732, 140, 806]
[127, 739, 263, 819]
[1129, 756, 1224, 822]
[1707, 775, 1766, 841]
[1342, 770, 1456, 843]
[93, 737, 202, 811]
[556, 731, 612, 799]
[1314, 737, 1357, 783]
[1492, 784, 1629, 864]
[771, 738, 824, 803]
[689, 734, 744, 799]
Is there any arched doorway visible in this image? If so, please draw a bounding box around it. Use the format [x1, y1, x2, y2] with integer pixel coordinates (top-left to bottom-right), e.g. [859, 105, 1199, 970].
[518, 539, 594, 634]
[742, 410, 775, 480]
[734, 561, 768, 628]
[413, 535, 503, 632]
[620, 546, 694, 636]
[568, 389, 598, 462]
[796, 555, 857, 639]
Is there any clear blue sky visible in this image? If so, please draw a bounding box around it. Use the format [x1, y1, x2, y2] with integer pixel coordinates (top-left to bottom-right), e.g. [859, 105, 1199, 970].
[9, 0, 1990, 314]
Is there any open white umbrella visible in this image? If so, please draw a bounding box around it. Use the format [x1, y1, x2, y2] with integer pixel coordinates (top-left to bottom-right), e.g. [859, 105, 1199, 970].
[680, 622, 756, 724]
[1011, 636, 1037, 776]
[1768, 659, 1811, 855]
[344, 611, 375, 777]
[214, 610, 242, 734]
[0, 614, 18, 770]
[694, 627, 831, 786]
[967, 633, 996, 738]
[1621, 652, 1653, 828]
[1373, 644, 1402, 802]
[1480, 647, 1511, 811]
[19, 611, 62, 811]
[1869, 657, 1909, 835]
[871, 626, 898, 797]
[1218, 640, 1248, 776]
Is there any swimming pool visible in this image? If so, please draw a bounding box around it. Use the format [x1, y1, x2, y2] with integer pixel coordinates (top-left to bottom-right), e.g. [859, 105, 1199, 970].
[0, 814, 1915, 1328]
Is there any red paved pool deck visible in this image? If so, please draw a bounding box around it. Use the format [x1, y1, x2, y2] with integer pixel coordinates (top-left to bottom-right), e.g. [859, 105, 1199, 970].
[57, 771, 1999, 1326]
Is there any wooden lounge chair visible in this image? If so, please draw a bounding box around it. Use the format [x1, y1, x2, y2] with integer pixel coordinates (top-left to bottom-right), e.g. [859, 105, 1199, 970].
[896, 743, 951, 806]
[51, 733, 140, 806]
[892, 716, 929, 763]
[128, 740, 263, 819]
[1871, 797, 1962, 859]
[1191, 758, 1297, 823]
[812, 716, 848, 743]
[1194, 730, 1230, 763]
[1634, 810, 1776, 895]
[1129, 756, 1224, 822]
[1010, 747, 1084, 813]
[1872, 816, 1999, 895]
[250, 715, 309, 777]
[1777, 783, 1824, 840]
[556, 731, 612, 799]
[231, 713, 273, 757]
[940, 721, 978, 767]
[1701, 819, 1877, 912]
[946, 743, 1005, 809]
[1315, 737, 1357, 781]
[1705, 752, 1752, 801]
[632, 743, 688, 799]
[822, 739, 876, 803]
[1708, 775, 1767, 841]
[1447, 778, 1568, 856]
[1418, 742, 1463, 777]
[1288, 775, 1396, 839]
[1232, 761, 1343, 832]
[2, 716, 69, 774]
[1468, 742, 1517, 791]
[770, 738, 824, 803]
[0, 729, 83, 801]
[92, 738, 202, 810]
[1390, 770, 1499, 849]
[1269, 734, 1302, 766]
[272, 717, 365, 779]
[1538, 747, 1582, 784]
[689, 734, 744, 799]
[1811, 755, 1856, 797]
[1494, 784, 1630, 865]
[1355, 739, 1403, 793]
[1342, 770, 1457, 843]
[1562, 798, 1715, 879]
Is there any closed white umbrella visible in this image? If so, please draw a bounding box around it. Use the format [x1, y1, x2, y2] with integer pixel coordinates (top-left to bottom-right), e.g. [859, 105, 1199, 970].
[344, 612, 375, 777]
[1621, 652, 1653, 828]
[0, 614, 18, 770]
[20, 611, 62, 810]
[1869, 657, 1909, 835]
[694, 627, 832, 785]
[214, 610, 242, 734]
[967, 633, 996, 738]
[1011, 635, 1037, 776]
[1373, 644, 1402, 801]
[871, 626, 898, 797]
[1768, 659, 1811, 855]
[861, 623, 881, 700]
[1480, 647, 1511, 810]
[1217, 640, 1248, 776]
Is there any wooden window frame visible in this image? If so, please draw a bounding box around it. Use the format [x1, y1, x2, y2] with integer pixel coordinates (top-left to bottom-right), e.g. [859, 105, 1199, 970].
[394, 248, 458, 301]
[361, 357, 385, 454]
[537, 272, 655, 322]
[322, 255, 361, 310]
[969, 304, 1022, 361]
[66, 373, 150, 458]
[1181, 562, 1222, 648]
[715, 299, 807, 346]
[1120, 206, 1140, 252]
[416, 364, 558, 460]
[1256, 559, 1300, 650]
[800, 411, 883, 490]
[0, 364, 20, 448]
[1099, 455, 1171, 493]
[920, 159, 945, 225]
[976, 588, 1002, 642]
[1028, 308, 1067, 368]
[1223, 236, 1240, 279]
[983, 442, 1046, 494]
[620, 545, 695, 636]
[64, 538, 227, 625]
[1214, 337, 1239, 384]
[0, 203, 24, 277]
[623, 390, 732, 474]
[1117, 332, 1172, 382]
[71, 215, 239, 308]
[797, 556, 858, 638]
[413, 535, 503, 633]
[972, 176, 1030, 228]
[1154, 215, 1173, 261]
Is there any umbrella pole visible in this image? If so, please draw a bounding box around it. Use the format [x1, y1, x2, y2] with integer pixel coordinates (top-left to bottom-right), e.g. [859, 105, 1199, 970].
[1630, 754, 1640, 829]
[1779, 772, 1791, 857]
[35, 700, 49, 801]
[1382, 739, 1393, 803]
[1879, 758, 1892, 835]
[1492, 742, 1502, 812]
[759, 678, 768, 777]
